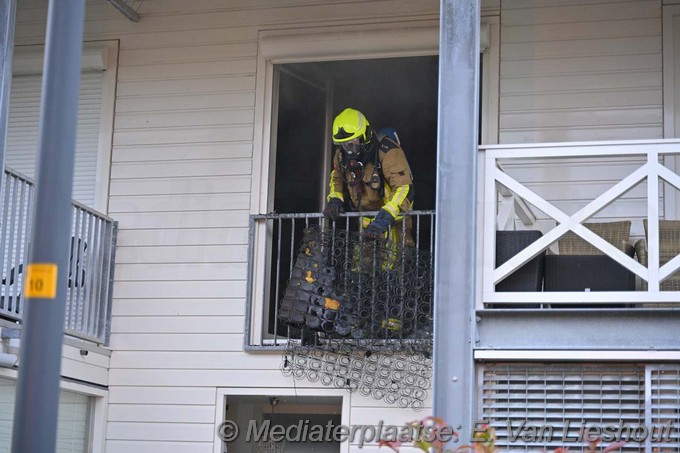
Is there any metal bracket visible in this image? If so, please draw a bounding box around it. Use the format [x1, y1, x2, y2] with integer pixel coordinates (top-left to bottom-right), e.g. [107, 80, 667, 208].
[104, 0, 141, 22]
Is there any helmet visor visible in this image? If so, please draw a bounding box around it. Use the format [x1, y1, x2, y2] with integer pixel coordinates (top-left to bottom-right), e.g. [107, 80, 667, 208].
[337, 139, 362, 158]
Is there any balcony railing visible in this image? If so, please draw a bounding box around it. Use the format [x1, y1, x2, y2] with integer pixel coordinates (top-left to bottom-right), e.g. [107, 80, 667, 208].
[481, 139, 680, 307]
[244, 210, 435, 349]
[0, 167, 117, 344]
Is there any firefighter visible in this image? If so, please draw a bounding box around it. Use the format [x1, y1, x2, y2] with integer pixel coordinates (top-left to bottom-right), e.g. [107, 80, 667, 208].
[323, 108, 415, 246]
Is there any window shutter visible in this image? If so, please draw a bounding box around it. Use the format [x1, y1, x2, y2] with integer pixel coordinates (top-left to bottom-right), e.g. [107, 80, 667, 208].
[0, 378, 91, 451]
[6, 70, 104, 208]
[481, 365, 646, 452]
[650, 368, 680, 452]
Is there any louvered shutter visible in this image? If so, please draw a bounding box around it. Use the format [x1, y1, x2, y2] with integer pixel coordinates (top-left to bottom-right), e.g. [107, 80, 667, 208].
[481, 365, 645, 452]
[0, 378, 91, 452]
[6, 70, 104, 208]
[650, 367, 680, 452]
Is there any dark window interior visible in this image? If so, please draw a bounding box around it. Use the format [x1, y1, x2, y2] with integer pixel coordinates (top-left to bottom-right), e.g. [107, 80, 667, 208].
[268, 56, 439, 337]
[274, 56, 439, 212]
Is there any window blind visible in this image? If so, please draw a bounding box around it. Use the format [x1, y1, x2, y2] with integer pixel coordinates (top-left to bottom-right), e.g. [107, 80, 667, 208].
[6, 70, 104, 208]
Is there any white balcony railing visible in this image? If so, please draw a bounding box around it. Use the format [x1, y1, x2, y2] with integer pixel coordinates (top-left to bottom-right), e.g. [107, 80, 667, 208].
[481, 139, 680, 307]
[0, 167, 117, 344]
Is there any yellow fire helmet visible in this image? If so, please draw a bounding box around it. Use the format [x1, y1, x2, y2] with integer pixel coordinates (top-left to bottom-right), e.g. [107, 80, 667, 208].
[332, 108, 371, 144]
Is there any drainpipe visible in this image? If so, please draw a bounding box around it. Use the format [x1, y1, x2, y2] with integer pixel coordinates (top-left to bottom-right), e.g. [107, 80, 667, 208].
[12, 1, 85, 452]
[433, 0, 480, 447]
[0, 0, 17, 179]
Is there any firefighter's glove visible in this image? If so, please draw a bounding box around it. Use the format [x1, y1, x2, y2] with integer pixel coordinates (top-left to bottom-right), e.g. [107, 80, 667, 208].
[364, 209, 395, 239]
[323, 198, 344, 221]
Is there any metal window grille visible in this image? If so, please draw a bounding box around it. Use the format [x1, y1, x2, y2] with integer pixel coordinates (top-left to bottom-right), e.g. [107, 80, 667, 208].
[650, 367, 680, 452]
[480, 365, 646, 452]
[244, 210, 435, 348]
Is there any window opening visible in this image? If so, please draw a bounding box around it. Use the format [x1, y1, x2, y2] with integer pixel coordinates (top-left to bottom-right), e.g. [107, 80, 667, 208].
[266, 56, 439, 340]
[222, 395, 342, 453]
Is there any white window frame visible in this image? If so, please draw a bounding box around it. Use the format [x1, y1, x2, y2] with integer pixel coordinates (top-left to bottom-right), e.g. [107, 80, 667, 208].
[246, 18, 500, 345]
[212, 387, 350, 453]
[11, 40, 118, 214]
[0, 367, 108, 453]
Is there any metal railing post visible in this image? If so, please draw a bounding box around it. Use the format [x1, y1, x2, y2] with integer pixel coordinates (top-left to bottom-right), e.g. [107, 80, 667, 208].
[434, 0, 480, 446]
[12, 1, 85, 451]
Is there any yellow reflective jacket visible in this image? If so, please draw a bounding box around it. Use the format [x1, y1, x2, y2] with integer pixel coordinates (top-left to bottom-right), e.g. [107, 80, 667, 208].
[327, 137, 414, 219]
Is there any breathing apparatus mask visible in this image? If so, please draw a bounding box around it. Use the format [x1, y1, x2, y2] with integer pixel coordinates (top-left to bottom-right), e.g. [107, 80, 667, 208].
[337, 139, 365, 177]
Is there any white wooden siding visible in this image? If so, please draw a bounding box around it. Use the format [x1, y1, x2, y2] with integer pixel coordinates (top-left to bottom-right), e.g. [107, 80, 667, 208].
[93, 0, 440, 446]
[500, 0, 662, 142]
[18, 0, 658, 451]
[499, 0, 664, 233]
[61, 344, 110, 387]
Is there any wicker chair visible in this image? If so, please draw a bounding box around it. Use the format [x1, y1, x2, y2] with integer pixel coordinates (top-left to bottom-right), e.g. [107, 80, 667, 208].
[495, 230, 545, 292]
[635, 219, 680, 291]
[544, 221, 635, 292]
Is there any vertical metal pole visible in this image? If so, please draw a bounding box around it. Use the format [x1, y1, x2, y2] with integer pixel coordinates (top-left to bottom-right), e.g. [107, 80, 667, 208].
[0, 0, 17, 177]
[12, 1, 85, 452]
[433, 0, 480, 447]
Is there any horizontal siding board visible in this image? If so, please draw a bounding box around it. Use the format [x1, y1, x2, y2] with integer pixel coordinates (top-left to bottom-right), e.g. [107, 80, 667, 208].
[500, 107, 661, 129]
[106, 422, 214, 442]
[62, 344, 110, 369]
[112, 281, 246, 299]
[115, 229, 249, 247]
[502, 1, 659, 25]
[499, 125, 663, 142]
[108, 333, 244, 351]
[84, 3, 439, 36]
[114, 244, 248, 264]
[108, 404, 215, 423]
[118, 0, 423, 15]
[112, 299, 245, 317]
[109, 351, 281, 370]
[518, 199, 653, 220]
[107, 369, 315, 387]
[502, 36, 661, 59]
[112, 143, 253, 163]
[116, 75, 256, 97]
[108, 193, 250, 213]
[61, 358, 109, 386]
[501, 159, 647, 182]
[505, 0, 645, 8]
[110, 160, 252, 179]
[118, 27, 258, 50]
[500, 72, 661, 94]
[349, 392, 432, 408]
[502, 18, 660, 43]
[113, 125, 254, 146]
[115, 92, 255, 113]
[110, 316, 245, 334]
[117, 59, 257, 81]
[105, 441, 213, 453]
[501, 54, 661, 77]
[115, 262, 247, 281]
[118, 42, 257, 66]
[500, 89, 662, 111]
[350, 407, 434, 426]
[521, 180, 649, 200]
[110, 176, 252, 196]
[108, 386, 217, 405]
[115, 108, 255, 129]
[112, 211, 249, 229]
